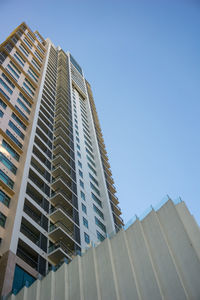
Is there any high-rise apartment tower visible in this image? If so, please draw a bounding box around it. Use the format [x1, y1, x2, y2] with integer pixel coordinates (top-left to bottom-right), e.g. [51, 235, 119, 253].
[0, 23, 123, 296]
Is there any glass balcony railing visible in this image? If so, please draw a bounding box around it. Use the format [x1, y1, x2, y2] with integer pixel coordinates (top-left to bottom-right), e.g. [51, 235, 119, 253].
[49, 221, 74, 238]
[48, 241, 74, 257]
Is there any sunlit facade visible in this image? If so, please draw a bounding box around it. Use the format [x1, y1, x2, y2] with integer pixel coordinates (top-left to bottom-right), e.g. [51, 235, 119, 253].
[0, 23, 123, 296]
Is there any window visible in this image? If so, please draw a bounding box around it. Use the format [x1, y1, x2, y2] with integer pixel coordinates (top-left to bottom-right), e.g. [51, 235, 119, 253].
[0, 212, 6, 228]
[78, 160, 82, 168]
[80, 179, 84, 189]
[37, 45, 45, 55]
[84, 134, 92, 145]
[97, 230, 105, 242]
[95, 217, 106, 233]
[31, 58, 40, 71]
[9, 121, 24, 140]
[93, 204, 104, 219]
[80, 190, 85, 201]
[15, 105, 29, 120]
[0, 189, 11, 207]
[75, 124, 78, 130]
[2, 140, 20, 161]
[75, 130, 79, 136]
[0, 110, 3, 118]
[0, 88, 10, 100]
[8, 61, 21, 77]
[6, 64, 20, 79]
[83, 217, 88, 228]
[84, 232, 90, 244]
[75, 118, 78, 124]
[79, 169, 83, 178]
[19, 92, 32, 107]
[19, 44, 29, 57]
[82, 203, 87, 214]
[88, 163, 97, 175]
[0, 99, 7, 109]
[89, 173, 99, 186]
[12, 113, 26, 130]
[90, 182, 100, 196]
[0, 169, 14, 189]
[34, 51, 42, 62]
[76, 143, 80, 150]
[0, 152, 17, 174]
[76, 137, 80, 143]
[86, 155, 95, 167]
[28, 68, 38, 82]
[86, 147, 94, 158]
[0, 78, 13, 95]
[14, 52, 25, 66]
[27, 32, 35, 42]
[77, 151, 81, 158]
[91, 192, 102, 207]
[85, 141, 93, 153]
[6, 129, 22, 148]
[23, 82, 34, 96]
[23, 37, 32, 49]
[25, 78, 35, 91]
[17, 98, 31, 114]
[2, 72, 15, 89]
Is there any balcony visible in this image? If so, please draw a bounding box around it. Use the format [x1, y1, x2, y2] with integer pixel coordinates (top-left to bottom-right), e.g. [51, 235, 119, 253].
[51, 175, 76, 197]
[48, 241, 73, 265]
[23, 202, 42, 227]
[104, 164, 112, 177]
[55, 102, 70, 114]
[49, 221, 78, 246]
[107, 181, 116, 194]
[50, 190, 77, 210]
[54, 119, 72, 135]
[55, 108, 71, 124]
[49, 205, 75, 230]
[53, 144, 74, 162]
[52, 154, 74, 175]
[20, 218, 40, 246]
[111, 201, 122, 216]
[54, 126, 71, 145]
[17, 239, 38, 271]
[53, 135, 73, 153]
[113, 212, 124, 226]
[52, 165, 73, 185]
[54, 111, 71, 126]
[105, 172, 114, 185]
[109, 192, 119, 205]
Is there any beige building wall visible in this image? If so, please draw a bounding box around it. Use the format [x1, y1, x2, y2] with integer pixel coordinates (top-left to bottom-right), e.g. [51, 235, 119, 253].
[8, 199, 200, 300]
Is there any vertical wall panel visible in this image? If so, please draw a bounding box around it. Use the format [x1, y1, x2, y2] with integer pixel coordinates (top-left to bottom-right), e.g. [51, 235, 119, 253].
[110, 230, 140, 300]
[142, 210, 187, 300]
[95, 239, 118, 300]
[158, 200, 200, 299]
[81, 248, 98, 299]
[126, 220, 163, 300]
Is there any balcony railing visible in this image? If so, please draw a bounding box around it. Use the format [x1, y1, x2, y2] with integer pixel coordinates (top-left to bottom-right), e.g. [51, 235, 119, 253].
[49, 205, 73, 220]
[49, 221, 74, 238]
[48, 241, 74, 257]
[20, 223, 40, 246]
[24, 204, 42, 226]
[17, 247, 38, 270]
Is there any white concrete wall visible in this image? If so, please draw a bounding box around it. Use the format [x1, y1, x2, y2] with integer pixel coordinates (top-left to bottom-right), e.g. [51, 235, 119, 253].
[8, 200, 200, 300]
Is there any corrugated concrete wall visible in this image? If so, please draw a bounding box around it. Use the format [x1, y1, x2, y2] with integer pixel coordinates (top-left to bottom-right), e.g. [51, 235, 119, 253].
[8, 200, 200, 300]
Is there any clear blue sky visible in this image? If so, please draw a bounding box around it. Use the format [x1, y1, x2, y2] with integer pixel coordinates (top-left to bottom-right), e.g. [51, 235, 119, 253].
[1, 0, 200, 224]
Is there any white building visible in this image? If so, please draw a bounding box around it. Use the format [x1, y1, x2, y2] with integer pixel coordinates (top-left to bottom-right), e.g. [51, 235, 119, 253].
[0, 22, 123, 297]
